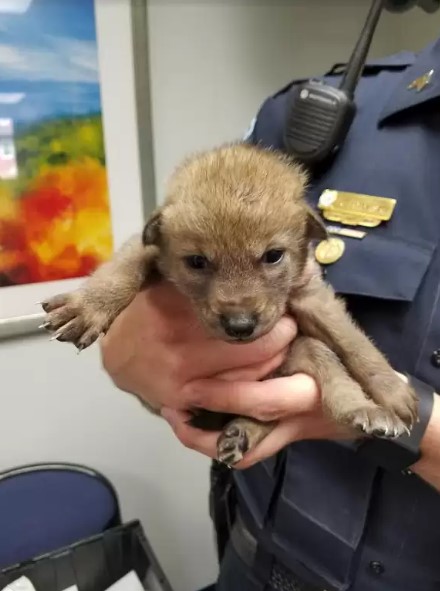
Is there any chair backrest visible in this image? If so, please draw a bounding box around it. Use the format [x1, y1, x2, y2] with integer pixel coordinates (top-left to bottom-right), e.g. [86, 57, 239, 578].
[0, 462, 121, 570]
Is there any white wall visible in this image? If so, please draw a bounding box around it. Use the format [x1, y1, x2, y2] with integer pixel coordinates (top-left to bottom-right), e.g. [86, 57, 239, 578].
[2, 2, 440, 591]
[397, 6, 440, 50]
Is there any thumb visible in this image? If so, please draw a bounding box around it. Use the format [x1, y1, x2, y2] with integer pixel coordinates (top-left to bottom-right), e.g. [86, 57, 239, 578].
[182, 316, 297, 379]
[184, 373, 319, 421]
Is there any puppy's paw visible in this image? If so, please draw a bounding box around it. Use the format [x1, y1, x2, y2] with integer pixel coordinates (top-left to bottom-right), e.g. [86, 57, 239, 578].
[216, 417, 273, 467]
[366, 373, 419, 430]
[348, 406, 410, 439]
[40, 292, 110, 351]
[217, 421, 249, 467]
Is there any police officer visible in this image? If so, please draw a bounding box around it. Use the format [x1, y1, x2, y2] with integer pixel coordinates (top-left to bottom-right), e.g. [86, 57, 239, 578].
[101, 23, 440, 591]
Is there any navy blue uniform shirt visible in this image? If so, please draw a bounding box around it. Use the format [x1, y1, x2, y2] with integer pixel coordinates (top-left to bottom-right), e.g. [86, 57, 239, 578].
[233, 37, 440, 591]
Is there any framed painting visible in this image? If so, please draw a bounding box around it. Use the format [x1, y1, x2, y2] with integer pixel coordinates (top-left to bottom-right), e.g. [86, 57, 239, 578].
[0, 0, 154, 339]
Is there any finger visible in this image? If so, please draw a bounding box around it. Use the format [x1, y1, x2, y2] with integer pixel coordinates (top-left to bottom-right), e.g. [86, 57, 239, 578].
[180, 316, 297, 380]
[184, 373, 319, 421]
[234, 415, 352, 470]
[214, 348, 288, 382]
[234, 419, 303, 469]
[161, 408, 219, 459]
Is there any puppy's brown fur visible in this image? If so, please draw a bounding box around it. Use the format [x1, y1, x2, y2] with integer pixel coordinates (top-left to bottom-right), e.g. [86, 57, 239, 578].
[40, 143, 418, 466]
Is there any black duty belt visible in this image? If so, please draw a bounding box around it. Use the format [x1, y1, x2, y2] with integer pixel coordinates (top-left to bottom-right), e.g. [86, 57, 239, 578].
[230, 511, 329, 591]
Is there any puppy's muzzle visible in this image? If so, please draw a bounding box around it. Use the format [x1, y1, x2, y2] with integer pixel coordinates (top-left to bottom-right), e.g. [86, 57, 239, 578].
[220, 313, 258, 339]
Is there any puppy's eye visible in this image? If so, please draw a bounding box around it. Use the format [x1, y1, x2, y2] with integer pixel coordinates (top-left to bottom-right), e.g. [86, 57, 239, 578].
[261, 249, 285, 265]
[184, 255, 209, 270]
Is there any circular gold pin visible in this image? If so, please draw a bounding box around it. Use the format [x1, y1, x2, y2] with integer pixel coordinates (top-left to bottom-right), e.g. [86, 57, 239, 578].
[315, 237, 345, 265]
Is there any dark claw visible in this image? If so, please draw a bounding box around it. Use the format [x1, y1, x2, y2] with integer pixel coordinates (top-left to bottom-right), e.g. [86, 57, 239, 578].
[238, 432, 249, 453]
[56, 335, 69, 343]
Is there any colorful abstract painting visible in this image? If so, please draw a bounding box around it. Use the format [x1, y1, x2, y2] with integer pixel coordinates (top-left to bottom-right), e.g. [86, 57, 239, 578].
[0, 0, 113, 289]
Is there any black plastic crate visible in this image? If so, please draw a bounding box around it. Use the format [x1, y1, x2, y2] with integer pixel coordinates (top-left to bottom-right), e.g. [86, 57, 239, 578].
[0, 520, 174, 591]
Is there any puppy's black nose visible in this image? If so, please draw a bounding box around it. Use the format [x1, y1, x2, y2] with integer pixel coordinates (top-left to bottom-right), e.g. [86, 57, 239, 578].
[220, 313, 257, 338]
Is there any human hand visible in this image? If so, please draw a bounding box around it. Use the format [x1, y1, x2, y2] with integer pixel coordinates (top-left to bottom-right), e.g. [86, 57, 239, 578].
[162, 369, 411, 469]
[161, 373, 354, 470]
[100, 280, 297, 412]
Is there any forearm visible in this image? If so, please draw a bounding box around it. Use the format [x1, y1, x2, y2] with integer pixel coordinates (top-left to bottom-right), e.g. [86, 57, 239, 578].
[412, 394, 440, 491]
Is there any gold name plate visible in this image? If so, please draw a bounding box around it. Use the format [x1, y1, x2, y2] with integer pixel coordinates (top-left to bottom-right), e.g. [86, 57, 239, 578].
[318, 190, 396, 228]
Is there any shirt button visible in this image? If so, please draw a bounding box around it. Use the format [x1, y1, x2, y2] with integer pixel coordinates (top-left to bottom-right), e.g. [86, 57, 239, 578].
[431, 349, 440, 368]
[369, 561, 385, 575]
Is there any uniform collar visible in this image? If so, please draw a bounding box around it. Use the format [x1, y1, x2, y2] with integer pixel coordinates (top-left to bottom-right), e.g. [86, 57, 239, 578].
[324, 51, 414, 78]
[379, 38, 440, 124]
[363, 50, 416, 68]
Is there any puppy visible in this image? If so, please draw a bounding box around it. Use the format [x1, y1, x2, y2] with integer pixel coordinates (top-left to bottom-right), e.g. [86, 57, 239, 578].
[40, 143, 418, 466]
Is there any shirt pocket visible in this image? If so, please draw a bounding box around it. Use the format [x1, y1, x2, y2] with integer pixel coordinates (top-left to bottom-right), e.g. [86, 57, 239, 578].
[322, 232, 435, 302]
[319, 232, 436, 370]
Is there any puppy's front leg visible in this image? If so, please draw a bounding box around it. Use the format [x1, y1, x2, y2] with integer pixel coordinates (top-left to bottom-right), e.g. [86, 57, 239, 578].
[281, 336, 409, 437]
[289, 274, 418, 435]
[41, 235, 158, 350]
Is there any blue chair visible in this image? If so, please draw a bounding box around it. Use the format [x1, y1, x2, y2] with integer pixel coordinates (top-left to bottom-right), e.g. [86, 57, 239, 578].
[0, 462, 121, 570]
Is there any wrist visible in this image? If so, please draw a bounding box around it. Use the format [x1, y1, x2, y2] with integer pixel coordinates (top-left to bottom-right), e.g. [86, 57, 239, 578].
[356, 374, 435, 472]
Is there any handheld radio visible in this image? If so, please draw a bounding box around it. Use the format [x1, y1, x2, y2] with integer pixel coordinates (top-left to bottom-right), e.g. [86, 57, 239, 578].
[283, 0, 385, 167]
[283, 0, 440, 168]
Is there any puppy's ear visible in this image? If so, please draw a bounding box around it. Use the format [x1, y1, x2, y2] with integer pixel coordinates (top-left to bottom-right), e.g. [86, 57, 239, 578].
[142, 208, 162, 246]
[306, 206, 328, 241]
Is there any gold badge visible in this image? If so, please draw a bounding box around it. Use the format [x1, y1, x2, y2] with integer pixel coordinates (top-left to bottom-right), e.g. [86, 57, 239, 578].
[407, 69, 434, 92]
[315, 237, 345, 265]
[318, 190, 396, 228]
